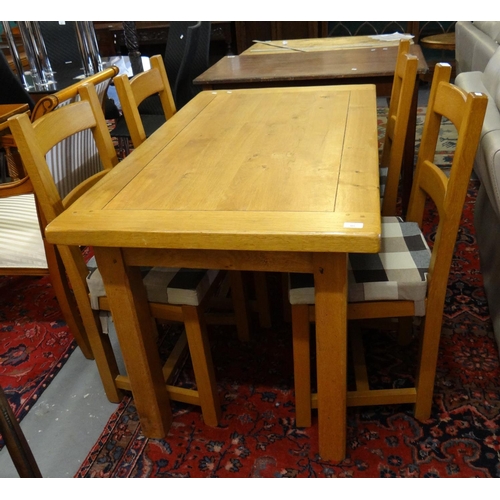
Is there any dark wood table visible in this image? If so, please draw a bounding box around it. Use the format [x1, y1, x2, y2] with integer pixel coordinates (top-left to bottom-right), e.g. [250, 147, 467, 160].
[194, 39, 428, 214]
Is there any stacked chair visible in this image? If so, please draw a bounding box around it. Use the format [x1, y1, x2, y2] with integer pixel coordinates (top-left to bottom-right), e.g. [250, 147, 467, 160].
[8, 82, 252, 427]
[288, 63, 488, 427]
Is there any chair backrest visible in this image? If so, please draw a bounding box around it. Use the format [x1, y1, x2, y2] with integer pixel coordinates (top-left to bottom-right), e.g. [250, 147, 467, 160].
[113, 55, 176, 148]
[8, 83, 119, 225]
[175, 21, 211, 108]
[172, 22, 202, 109]
[380, 39, 418, 216]
[30, 66, 119, 198]
[406, 63, 487, 309]
[163, 21, 197, 90]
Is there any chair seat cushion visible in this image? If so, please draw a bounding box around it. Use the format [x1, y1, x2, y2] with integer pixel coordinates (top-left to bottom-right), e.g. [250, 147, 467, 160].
[0, 193, 47, 269]
[289, 217, 431, 316]
[86, 256, 218, 308]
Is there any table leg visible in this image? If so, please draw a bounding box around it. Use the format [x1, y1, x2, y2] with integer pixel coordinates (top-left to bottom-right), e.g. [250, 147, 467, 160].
[313, 252, 347, 462]
[94, 247, 172, 437]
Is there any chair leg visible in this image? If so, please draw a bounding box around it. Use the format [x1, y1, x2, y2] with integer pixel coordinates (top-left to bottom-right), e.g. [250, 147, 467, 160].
[414, 313, 442, 420]
[182, 305, 221, 426]
[58, 246, 123, 403]
[253, 272, 272, 328]
[44, 243, 94, 360]
[0, 386, 42, 478]
[229, 271, 251, 342]
[292, 304, 312, 427]
[282, 273, 292, 323]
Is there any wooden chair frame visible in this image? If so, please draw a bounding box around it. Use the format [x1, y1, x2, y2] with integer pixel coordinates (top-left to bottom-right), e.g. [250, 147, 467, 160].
[380, 39, 419, 216]
[291, 64, 488, 427]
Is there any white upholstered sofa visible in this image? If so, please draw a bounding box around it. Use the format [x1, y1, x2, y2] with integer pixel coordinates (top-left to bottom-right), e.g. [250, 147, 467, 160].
[454, 21, 500, 354]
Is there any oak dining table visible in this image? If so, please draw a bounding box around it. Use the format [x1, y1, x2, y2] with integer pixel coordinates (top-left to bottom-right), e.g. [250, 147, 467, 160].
[45, 84, 381, 462]
[194, 36, 428, 215]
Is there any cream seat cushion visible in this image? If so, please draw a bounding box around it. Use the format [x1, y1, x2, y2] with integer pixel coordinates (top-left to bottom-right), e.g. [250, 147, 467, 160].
[0, 194, 47, 269]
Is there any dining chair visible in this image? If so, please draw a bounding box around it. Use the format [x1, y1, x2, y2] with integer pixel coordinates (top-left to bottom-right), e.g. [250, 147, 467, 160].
[280, 40, 419, 326]
[112, 54, 176, 150]
[288, 63, 488, 427]
[379, 39, 418, 217]
[8, 82, 251, 426]
[114, 54, 269, 332]
[0, 66, 120, 361]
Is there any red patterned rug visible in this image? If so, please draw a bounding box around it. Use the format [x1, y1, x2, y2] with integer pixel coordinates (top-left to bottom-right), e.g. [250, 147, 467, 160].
[0, 274, 76, 447]
[75, 179, 500, 477]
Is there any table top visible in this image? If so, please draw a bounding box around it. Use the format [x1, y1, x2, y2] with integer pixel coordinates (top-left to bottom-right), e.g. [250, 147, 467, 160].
[241, 35, 414, 55]
[194, 43, 427, 87]
[420, 32, 455, 50]
[46, 85, 381, 254]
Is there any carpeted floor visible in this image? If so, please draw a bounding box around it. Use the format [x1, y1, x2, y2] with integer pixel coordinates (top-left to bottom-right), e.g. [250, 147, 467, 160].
[3, 105, 498, 477]
[0, 274, 76, 448]
[74, 176, 500, 477]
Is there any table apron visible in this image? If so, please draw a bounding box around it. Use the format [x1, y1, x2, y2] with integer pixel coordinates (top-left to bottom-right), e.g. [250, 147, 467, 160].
[121, 248, 317, 273]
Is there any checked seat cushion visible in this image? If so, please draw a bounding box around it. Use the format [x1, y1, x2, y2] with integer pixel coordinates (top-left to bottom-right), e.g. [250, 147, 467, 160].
[86, 256, 219, 310]
[289, 216, 431, 316]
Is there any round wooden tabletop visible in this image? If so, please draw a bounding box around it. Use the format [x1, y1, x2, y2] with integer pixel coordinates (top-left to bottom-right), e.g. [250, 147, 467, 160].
[420, 32, 456, 51]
